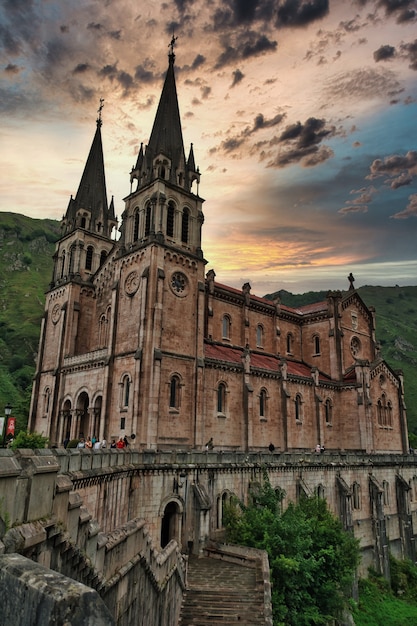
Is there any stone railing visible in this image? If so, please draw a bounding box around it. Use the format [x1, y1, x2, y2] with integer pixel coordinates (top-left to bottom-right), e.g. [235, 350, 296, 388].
[63, 348, 108, 367]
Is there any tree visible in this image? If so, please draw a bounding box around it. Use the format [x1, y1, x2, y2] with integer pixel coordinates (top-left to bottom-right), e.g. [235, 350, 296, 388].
[224, 471, 359, 625]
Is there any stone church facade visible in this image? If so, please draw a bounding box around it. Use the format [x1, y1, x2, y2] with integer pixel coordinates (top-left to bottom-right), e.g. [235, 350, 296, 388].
[29, 47, 408, 459]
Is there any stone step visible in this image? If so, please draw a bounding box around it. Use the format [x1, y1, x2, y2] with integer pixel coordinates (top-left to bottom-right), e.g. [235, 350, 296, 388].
[178, 555, 266, 626]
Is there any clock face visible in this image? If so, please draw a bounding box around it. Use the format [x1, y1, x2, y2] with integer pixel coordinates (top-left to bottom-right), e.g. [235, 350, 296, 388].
[170, 271, 188, 296]
[125, 271, 139, 296]
[51, 303, 61, 324]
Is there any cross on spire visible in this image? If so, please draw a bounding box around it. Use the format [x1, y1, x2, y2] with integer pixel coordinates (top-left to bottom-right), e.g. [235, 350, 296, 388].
[168, 34, 177, 59]
[97, 98, 104, 126]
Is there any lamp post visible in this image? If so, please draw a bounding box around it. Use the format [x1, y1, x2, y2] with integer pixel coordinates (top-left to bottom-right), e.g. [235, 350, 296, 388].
[3, 403, 12, 447]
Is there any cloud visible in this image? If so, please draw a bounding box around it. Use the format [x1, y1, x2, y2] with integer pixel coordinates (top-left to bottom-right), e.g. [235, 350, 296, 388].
[369, 151, 417, 177]
[231, 69, 244, 86]
[389, 172, 413, 189]
[324, 67, 401, 101]
[215, 111, 286, 157]
[277, 0, 329, 27]
[391, 193, 417, 219]
[214, 34, 277, 69]
[373, 44, 396, 61]
[338, 205, 368, 214]
[400, 39, 417, 70]
[4, 63, 20, 75]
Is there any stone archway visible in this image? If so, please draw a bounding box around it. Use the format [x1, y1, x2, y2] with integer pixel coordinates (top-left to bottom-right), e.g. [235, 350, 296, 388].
[160, 499, 182, 549]
[76, 391, 90, 439]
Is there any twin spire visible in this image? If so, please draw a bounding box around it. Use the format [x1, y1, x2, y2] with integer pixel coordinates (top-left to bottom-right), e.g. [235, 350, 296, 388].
[62, 38, 200, 240]
[129, 37, 200, 194]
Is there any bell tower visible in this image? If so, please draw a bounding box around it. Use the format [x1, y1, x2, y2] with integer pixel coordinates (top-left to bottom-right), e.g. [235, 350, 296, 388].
[120, 37, 204, 259]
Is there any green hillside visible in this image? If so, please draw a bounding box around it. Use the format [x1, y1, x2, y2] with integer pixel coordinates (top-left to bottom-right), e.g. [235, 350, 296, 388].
[0, 211, 416, 439]
[0, 212, 60, 431]
[265, 287, 417, 435]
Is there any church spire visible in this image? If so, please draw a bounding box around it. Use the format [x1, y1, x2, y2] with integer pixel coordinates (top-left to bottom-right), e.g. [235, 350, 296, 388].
[130, 38, 200, 193]
[62, 100, 117, 239]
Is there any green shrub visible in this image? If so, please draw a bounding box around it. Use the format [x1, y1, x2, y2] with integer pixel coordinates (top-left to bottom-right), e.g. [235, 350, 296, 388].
[10, 431, 48, 449]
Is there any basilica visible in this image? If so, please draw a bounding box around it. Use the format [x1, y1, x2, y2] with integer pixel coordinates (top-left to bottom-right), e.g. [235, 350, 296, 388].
[29, 46, 408, 456]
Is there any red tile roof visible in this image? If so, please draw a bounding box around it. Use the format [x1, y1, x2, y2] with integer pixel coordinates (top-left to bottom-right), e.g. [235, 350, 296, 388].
[204, 343, 243, 364]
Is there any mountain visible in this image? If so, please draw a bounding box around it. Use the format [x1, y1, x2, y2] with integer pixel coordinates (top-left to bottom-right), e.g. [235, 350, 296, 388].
[0, 212, 416, 438]
[0, 212, 61, 431]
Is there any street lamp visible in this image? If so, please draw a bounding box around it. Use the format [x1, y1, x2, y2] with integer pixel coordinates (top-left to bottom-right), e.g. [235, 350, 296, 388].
[3, 404, 12, 447]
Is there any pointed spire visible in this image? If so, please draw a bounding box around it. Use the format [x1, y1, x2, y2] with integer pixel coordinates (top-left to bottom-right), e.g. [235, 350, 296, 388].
[134, 38, 191, 191]
[62, 101, 117, 239]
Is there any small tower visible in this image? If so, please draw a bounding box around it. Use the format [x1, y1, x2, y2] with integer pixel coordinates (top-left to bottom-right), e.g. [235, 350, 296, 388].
[51, 102, 117, 287]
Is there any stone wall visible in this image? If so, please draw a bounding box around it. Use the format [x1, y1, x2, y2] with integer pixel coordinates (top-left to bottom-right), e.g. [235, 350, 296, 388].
[0, 448, 186, 626]
[1, 446, 417, 622]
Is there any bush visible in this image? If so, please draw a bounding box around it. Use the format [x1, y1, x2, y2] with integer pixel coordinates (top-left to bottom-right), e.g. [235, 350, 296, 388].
[10, 431, 49, 449]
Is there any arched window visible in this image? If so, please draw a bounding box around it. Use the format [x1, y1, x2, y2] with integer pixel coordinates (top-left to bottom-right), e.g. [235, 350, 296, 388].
[98, 314, 106, 346]
[159, 165, 166, 179]
[325, 398, 332, 425]
[383, 480, 390, 506]
[44, 387, 51, 415]
[181, 208, 189, 243]
[145, 204, 152, 236]
[133, 209, 139, 241]
[81, 215, 86, 228]
[60, 250, 66, 279]
[167, 202, 175, 237]
[170, 375, 180, 409]
[377, 399, 383, 425]
[100, 250, 107, 266]
[217, 382, 226, 414]
[286, 333, 293, 354]
[314, 335, 320, 355]
[122, 375, 130, 407]
[387, 401, 392, 427]
[85, 245, 93, 270]
[69, 245, 75, 275]
[295, 393, 303, 421]
[317, 484, 326, 499]
[353, 482, 361, 510]
[222, 315, 231, 340]
[260, 388, 267, 418]
[256, 324, 263, 347]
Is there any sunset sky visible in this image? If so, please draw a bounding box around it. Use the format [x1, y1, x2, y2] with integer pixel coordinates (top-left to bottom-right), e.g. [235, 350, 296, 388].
[1, 0, 416, 295]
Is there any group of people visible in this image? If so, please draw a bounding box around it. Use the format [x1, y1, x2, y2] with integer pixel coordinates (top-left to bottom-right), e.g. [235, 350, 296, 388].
[63, 434, 132, 449]
[75, 436, 106, 449]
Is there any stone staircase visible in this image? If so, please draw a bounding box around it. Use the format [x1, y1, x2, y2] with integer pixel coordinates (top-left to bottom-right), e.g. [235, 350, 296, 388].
[178, 552, 268, 625]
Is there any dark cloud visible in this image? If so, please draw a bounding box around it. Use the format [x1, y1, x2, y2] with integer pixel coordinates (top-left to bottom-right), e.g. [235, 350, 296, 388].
[200, 85, 211, 99]
[60, 25, 69, 34]
[231, 69, 244, 86]
[87, 22, 103, 31]
[191, 54, 206, 70]
[400, 39, 417, 70]
[4, 63, 20, 75]
[215, 33, 277, 69]
[373, 44, 396, 61]
[134, 64, 155, 83]
[267, 117, 336, 167]
[279, 117, 333, 148]
[109, 30, 122, 40]
[377, 0, 417, 22]
[216, 111, 285, 156]
[277, 0, 329, 27]
[73, 63, 90, 74]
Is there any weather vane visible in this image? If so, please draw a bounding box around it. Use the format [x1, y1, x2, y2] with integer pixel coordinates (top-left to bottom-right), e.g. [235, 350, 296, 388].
[97, 98, 105, 124]
[169, 34, 178, 56]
